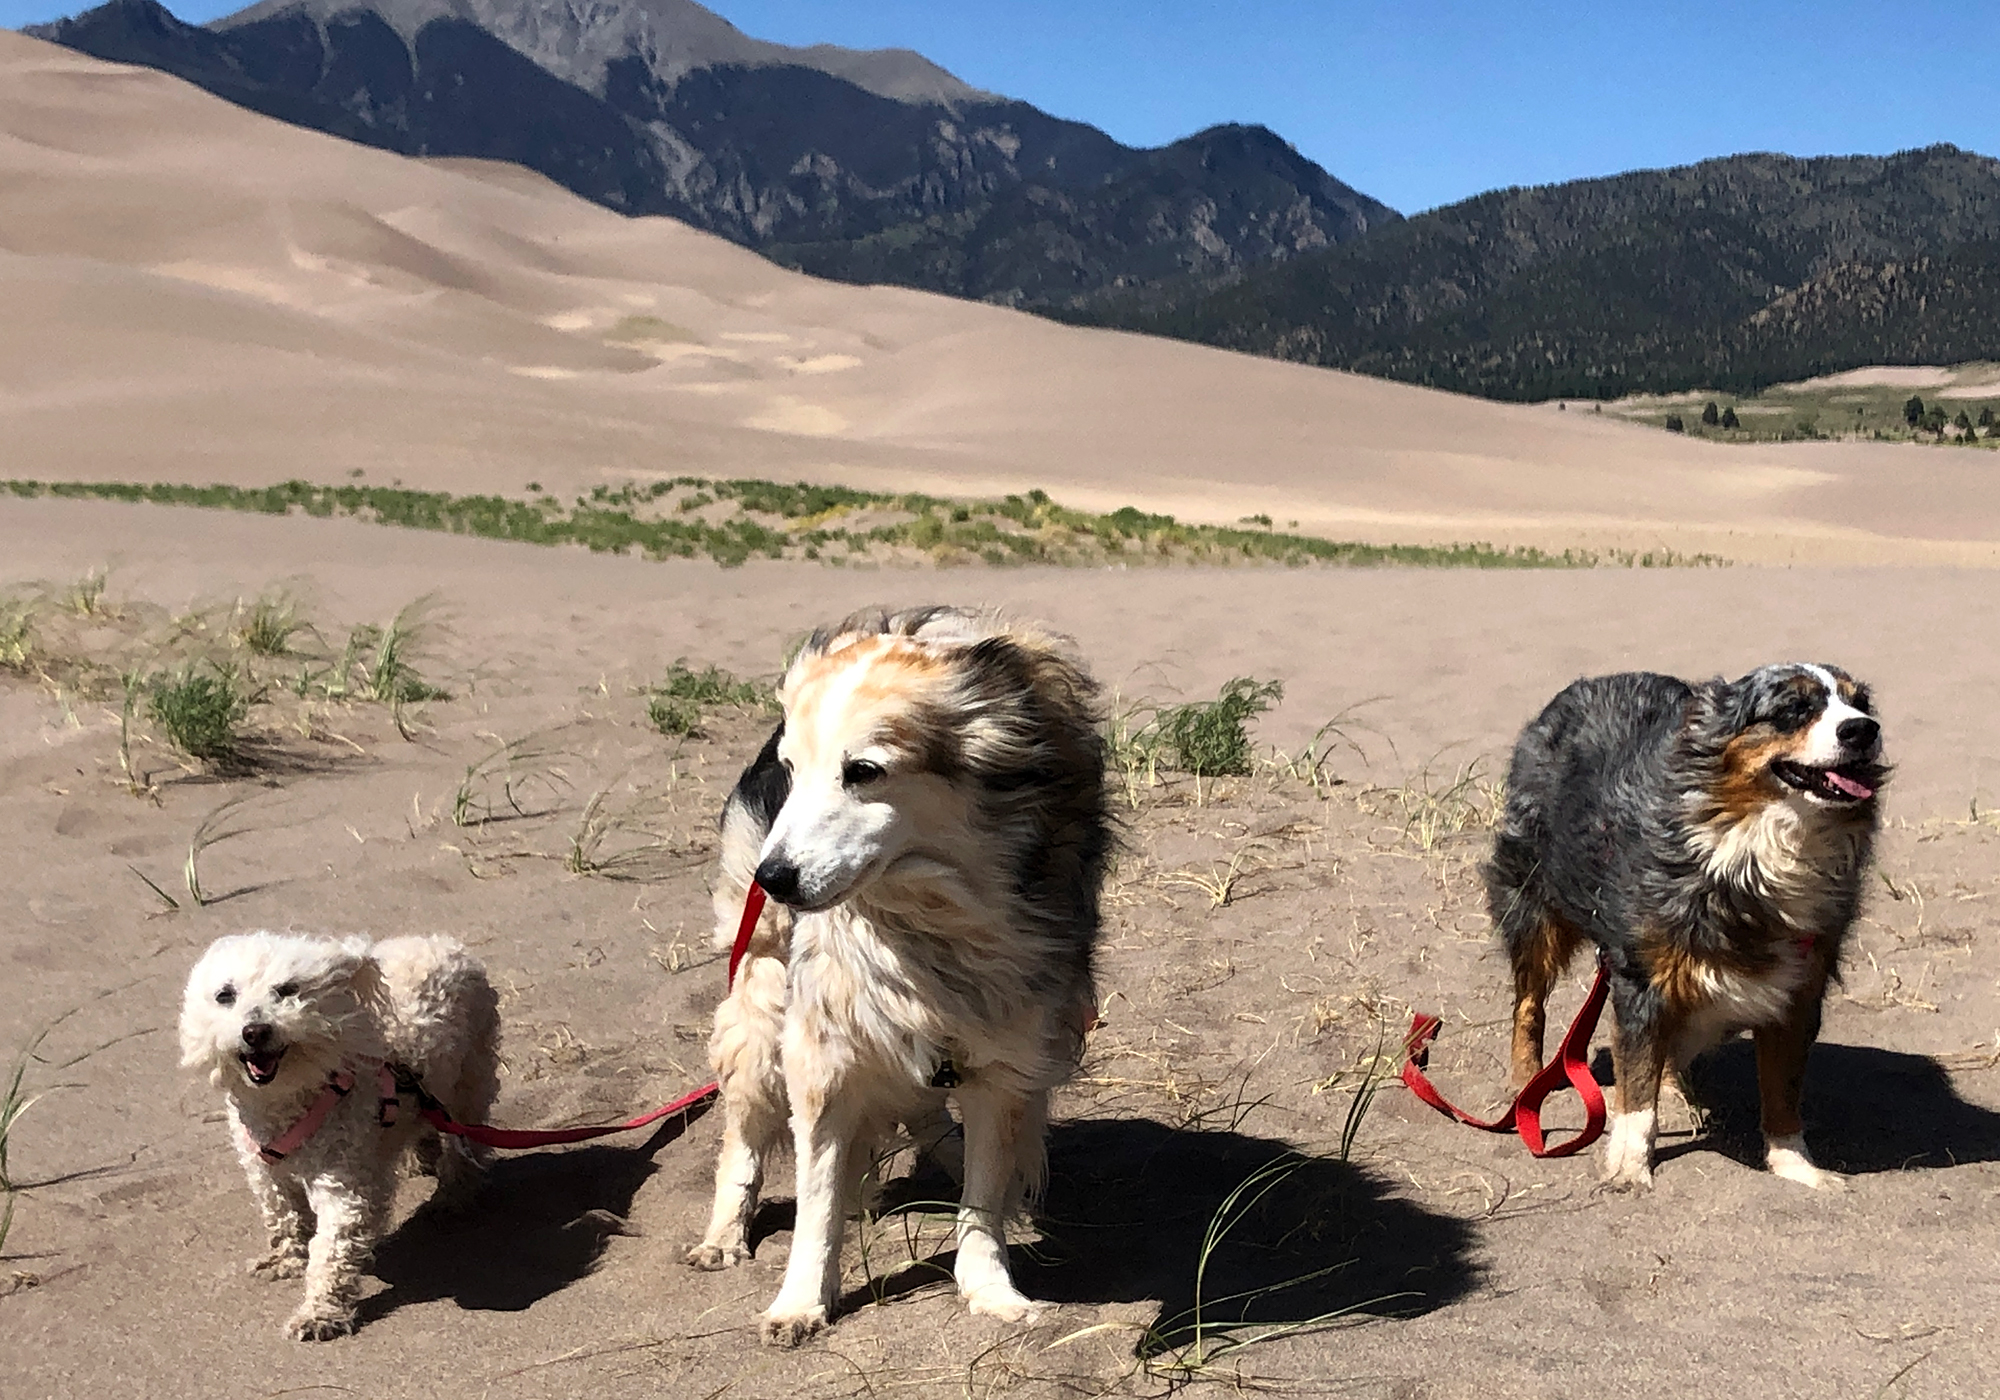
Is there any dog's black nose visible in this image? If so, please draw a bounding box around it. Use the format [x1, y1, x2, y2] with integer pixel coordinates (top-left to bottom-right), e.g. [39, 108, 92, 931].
[241, 1023, 273, 1050]
[1837, 716, 1880, 752]
[754, 857, 803, 907]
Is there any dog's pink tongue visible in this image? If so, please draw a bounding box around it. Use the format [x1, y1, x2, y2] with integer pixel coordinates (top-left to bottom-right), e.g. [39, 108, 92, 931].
[1827, 770, 1874, 800]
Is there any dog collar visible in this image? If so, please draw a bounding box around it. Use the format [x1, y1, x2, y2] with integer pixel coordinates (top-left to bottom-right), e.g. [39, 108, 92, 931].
[242, 1063, 401, 1164]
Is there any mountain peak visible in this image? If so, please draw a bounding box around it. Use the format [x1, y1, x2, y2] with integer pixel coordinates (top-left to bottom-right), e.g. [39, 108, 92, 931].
[208, 0, 990, 106]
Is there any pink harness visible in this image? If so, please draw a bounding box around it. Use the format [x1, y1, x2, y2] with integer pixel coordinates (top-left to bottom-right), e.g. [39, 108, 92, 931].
[238, 882, 772, 1164]
[242, 1062, 402, 1165]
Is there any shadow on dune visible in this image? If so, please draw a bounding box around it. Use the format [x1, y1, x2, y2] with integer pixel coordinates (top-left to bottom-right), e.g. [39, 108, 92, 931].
[1671, 1040, 2000, 1173]
[363, 1115, 695, 1320]
[850, 1116, 1483, 1355]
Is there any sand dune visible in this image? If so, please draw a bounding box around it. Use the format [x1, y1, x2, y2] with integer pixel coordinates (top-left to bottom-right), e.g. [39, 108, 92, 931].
[5, 31, 1999, 563]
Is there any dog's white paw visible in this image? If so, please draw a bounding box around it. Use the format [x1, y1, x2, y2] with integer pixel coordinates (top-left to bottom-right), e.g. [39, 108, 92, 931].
[284, 1307, 357, 1342]
[248, 1251, 306, 1281]
[964, 1283, 1045, 1326]
[759, 1305, 827, 1347]
[1598, 1142, 1655, 1191]
[684, 1241, 752, 1271]
[1767, 1138, 1846, 1191]
[1598, 1108, 1655, 1191]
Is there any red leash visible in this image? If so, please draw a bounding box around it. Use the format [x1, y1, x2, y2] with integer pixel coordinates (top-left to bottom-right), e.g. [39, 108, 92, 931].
[419, 883, 768, 1150]
[1400, 959, 1610, 1158]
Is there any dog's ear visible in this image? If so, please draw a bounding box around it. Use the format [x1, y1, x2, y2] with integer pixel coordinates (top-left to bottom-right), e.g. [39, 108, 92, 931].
[178, 1006, 215, 1069]
[337, 940, 387, 1015]
[1684, 675, 1748, 755]
[954, 636, 1105, 789]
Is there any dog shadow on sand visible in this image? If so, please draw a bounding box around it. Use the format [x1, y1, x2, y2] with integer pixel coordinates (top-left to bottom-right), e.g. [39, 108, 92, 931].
[852, 1117, 1483, 1355]
[1658, 1041, 2000, 1173]
[361, 1119, 686, 1322]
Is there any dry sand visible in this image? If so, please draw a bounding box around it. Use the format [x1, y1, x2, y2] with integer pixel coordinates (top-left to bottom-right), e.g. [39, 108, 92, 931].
[2, 503, 1998, 1400]
[6, 31, 2000, 566]
[4, 30, 2000, 1400]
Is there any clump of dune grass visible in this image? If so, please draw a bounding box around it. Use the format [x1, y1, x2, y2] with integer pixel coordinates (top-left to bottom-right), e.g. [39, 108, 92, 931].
[1366, 758, 1506, 852]
[234, 592, 306, 657]
[566, 780, 696, 880]
[1157, 678, 1284, 779]
[646, 694, 704, 739]
[0, 594, 33, 669]
[0, 1026, 57, 1257]
[647, 660, 774, 740]
[452, 734, 571, 828]
[63, 568, 108, 618]
[1052, 1155, 1401, 1378]
[147, 663, 250, 764]
[1104, 678, 1284, 806]
[359, 600, 448, 706]
[1267, 701, 1386, 795]
[185, 792, 258, 907]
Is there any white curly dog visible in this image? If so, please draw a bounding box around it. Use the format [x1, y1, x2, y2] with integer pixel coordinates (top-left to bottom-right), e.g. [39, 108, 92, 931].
[179, 931, 500, 1340]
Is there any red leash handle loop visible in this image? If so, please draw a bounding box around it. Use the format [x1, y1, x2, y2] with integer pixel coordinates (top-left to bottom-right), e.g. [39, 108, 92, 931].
[1400, 962, 1610, 1159]
[421, 882, 770, 1152]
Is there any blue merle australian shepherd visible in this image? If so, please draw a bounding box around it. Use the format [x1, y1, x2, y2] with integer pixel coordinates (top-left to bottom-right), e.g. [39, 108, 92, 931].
[1487, 662, 1887, 1190]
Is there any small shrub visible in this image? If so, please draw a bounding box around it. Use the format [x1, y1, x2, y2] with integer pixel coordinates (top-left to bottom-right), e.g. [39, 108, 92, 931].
[148, 664, 248, 762]
[647, 660, 772, 739]
[1663, 414, 1685, 433]
[648, 694, 705, 738]
[1157, 678, 1284, 778]
[1700, 401, 1720, 427]
[1720, 406, 1740, 430]
[655, 660, 770, 710]
[1904, 395, 1926, 427]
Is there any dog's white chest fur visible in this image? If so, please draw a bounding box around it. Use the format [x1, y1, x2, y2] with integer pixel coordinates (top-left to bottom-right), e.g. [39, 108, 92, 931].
[1697, 795, 1861, 933]
[1674, 940, 1812, 1063]
[789, 905, 950, 1095]
[1676, 798, 1857, 1063]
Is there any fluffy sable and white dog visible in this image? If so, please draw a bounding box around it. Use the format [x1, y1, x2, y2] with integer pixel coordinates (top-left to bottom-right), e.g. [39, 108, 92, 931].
[179, 931, 500, 1339]
[686, 605, 1113, 1346]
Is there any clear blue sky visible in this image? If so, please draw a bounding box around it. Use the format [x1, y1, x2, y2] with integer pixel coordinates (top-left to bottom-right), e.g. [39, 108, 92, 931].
[7, 0, 1994, 213]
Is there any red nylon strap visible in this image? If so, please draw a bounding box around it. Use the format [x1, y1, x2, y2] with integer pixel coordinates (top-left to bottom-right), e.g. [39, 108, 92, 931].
[420, 881, 768, 1151]
[419, 1077, 722, 1149]
[248, 1066, 358, 1164]
[1400, 961, 1611, 1159]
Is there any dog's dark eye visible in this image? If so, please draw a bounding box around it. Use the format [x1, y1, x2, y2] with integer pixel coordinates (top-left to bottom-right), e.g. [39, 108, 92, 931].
[1850, 686, 1874, 715]
[273, 982, 299, 999]
[215, 985, 236, 1007]
[1763, 698, 1815, 732]
[841, 758, 886, 788]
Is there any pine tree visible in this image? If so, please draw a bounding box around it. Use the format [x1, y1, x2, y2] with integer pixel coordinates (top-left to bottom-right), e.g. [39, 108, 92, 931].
[1701, 401, 1721, 427]
[1979, 406, 1995, 429]
[1904, 395, 1926, 427]
[1720, 406, 1740, 430]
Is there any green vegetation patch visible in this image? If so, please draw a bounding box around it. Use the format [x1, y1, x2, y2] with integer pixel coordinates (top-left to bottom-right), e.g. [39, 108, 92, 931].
[648, 660, 777, 739]
[0, 478, 1724, 569]
[1608, 370, 2000, 445]
[147, 662, 251, 763]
